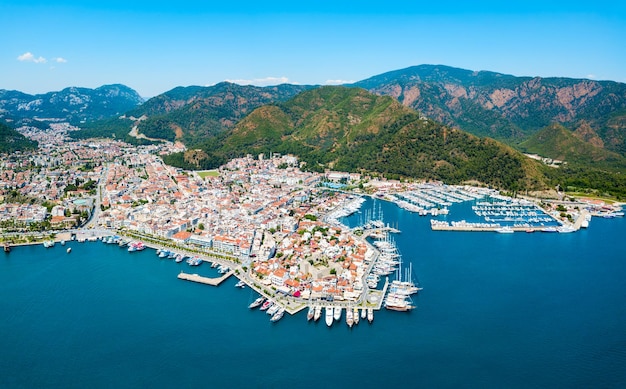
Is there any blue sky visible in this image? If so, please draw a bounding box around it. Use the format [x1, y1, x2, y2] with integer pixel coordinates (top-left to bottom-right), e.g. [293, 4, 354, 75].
[2, 1, 625, 97]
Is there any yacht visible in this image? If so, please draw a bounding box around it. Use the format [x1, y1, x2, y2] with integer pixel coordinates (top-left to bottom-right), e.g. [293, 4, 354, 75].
[267, 304, 280, 316]
[307, 307, 314, 321]
[333, 306, 342, 321]
[325, 307, 333, 327]
[361, 308, 367, 320]
[353, 307, 360, 325]
[314, 306, 322, 321]
[496, 226, 514, 233]
[270, 308, 285, 323]
[235, 280, 246, 288]
[346, 308, 354, 328]
[367, 308, 374, 323]
[249, 296, 265, 309]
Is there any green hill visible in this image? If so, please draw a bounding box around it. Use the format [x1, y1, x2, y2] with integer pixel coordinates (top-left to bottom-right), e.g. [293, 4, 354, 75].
[519, 123, 626, 171]
[72, 82, 313, 144]
[0, 121, 38, 154]
[178, 86, 546, 191]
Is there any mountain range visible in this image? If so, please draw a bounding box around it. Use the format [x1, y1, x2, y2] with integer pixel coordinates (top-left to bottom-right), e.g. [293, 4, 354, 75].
[3, 64, 626, 195]
[353, 65, 626, 154]
[0, 84, 143, 126]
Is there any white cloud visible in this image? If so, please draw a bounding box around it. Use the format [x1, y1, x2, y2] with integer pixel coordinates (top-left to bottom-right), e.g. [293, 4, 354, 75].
[17, 52, 47, 64]
[324, 79, 355, 85]
[53, 57, 68, 63]
[225, 76, 290, 86]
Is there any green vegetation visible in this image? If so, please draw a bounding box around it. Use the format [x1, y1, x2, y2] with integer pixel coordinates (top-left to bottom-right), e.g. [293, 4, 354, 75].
[519, 123, 626, 171]
[0, 122, 38, 153]
[172, 86, 545, 191]
[197, 170, 220, 178]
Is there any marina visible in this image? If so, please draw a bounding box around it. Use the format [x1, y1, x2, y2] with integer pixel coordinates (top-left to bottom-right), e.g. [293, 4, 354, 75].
[2, 197, 626, 388]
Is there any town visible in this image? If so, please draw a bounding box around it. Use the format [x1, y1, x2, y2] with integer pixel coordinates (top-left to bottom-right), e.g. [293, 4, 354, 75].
[1, 125, 624, 325]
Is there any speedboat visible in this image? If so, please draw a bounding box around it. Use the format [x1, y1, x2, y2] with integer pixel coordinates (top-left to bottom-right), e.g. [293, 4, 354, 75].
[260, 300, 273, 311]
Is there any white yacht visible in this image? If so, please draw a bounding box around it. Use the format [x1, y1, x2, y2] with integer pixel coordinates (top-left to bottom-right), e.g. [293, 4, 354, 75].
[325, 307, 333, 327]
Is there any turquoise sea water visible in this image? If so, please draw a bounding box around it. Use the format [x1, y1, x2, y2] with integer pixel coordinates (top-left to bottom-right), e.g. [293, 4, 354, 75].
[2, 198, 626, 388]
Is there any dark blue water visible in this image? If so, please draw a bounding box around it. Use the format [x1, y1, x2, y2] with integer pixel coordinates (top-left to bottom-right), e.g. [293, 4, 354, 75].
[2, 199, 626, 388]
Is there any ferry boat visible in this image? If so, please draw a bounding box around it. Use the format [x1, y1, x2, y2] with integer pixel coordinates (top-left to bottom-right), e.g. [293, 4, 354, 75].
[270, 308, 285, 323]
[249, 296, 265, 309]
[314, 306, 322, 321]
[346, 308, 354, 328]
[325, 307, 334, 327]
[260, 300, 273, 311]
[367, 308, 374, 323]
[307, 306, 314, 321]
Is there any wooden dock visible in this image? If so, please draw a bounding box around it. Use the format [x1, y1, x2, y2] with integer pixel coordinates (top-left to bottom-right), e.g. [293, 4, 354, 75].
[177, 270, 233, 286]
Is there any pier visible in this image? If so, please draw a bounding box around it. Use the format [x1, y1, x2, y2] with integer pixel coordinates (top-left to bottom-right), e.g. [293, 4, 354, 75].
[177, 270, 233, 286]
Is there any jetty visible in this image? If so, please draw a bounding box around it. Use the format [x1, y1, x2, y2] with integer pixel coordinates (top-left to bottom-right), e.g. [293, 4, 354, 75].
[177, 270, 233, 286]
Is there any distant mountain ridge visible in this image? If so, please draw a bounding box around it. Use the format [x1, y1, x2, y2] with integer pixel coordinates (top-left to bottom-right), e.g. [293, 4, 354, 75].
[352, 64, 626, 154]
[0, 84, 144, 126]
[72, 82, 314, 144]
[169, 86, 546, 191]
